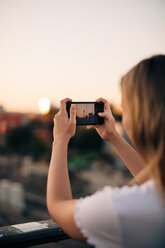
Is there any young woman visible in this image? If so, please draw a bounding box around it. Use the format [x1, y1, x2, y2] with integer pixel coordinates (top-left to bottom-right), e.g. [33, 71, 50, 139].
[47, 55, 165, 248]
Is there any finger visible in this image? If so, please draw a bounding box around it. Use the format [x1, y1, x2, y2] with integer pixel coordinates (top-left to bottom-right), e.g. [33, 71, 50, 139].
[96, 97, 108, 103]
[69, 104, 76, 123]
[94, 125, 100, 128]
[86, 125, 100, 130]
[54, 110, 60, 120]
[96, 98, 110, 111]
[60, 98, 72, 113]
[86, 125, 94, 130]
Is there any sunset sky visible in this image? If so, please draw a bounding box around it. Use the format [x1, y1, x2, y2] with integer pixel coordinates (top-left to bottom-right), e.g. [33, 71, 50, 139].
[0, 0, 165, 113]
[76, 103, 94, 118]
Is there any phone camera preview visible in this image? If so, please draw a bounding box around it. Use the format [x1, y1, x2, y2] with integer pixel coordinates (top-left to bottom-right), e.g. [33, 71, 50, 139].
[66, 102, 104, 126]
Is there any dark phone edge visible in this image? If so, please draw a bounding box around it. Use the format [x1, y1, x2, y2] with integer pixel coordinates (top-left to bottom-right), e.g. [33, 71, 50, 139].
[67, 101, 101, 104]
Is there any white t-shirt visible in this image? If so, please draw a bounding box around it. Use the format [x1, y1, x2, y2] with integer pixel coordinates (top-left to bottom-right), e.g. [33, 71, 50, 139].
[74, 180, 165, 248]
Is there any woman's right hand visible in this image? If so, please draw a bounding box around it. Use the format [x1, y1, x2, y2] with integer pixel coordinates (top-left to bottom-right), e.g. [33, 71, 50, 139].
[87, 98, 118, 142]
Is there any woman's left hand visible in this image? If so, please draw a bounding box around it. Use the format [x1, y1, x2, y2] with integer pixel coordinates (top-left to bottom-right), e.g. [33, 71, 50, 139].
[53, 98, 76, 143]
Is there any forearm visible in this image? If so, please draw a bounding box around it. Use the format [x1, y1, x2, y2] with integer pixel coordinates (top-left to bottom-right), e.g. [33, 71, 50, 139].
[108, 132, 150, 184]
[47, 140, 72, 213]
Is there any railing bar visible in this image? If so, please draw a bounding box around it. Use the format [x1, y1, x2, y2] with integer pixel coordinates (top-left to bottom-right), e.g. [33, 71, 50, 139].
[0, 219, 70, 248]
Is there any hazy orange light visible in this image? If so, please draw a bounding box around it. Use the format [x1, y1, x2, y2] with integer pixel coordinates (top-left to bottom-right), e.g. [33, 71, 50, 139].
[38, 98, 50, 114]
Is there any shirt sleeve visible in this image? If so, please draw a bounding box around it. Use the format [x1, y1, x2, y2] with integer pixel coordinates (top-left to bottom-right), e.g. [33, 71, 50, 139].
[74, 186, 123, 248]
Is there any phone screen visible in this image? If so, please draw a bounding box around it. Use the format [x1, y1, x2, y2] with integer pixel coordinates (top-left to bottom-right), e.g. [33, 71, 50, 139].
[66, 102, 104, 125]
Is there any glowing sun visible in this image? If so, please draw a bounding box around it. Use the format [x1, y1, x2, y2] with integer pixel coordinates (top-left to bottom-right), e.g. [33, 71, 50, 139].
[38, 98, 51, 114]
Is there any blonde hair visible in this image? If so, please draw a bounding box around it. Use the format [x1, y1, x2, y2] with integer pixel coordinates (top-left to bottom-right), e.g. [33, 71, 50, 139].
[120, 55, 165, 195]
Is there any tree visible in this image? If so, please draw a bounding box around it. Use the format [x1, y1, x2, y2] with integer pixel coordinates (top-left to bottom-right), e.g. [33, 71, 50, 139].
[6, 125, 48, 160]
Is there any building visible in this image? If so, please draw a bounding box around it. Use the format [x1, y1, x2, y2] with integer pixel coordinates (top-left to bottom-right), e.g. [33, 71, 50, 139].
[0, 110, 29, 146]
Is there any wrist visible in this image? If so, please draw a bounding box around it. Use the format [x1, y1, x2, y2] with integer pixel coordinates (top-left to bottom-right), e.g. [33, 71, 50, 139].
[53, 137, 70, 146]
[107, 130, 121, 144]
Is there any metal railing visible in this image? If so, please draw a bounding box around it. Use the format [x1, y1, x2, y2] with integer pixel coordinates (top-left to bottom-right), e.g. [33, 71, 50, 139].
[0, 219, 93, 248]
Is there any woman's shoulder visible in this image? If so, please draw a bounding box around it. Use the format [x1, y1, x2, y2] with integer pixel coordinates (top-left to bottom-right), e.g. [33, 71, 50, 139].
[76, 179, 158, 210]
[105, 179, 165, 217]
[105, 180, 154, 202]
[76, 179, 163, 218]
[108, 179, 156, 200]
[82, 179, 156, 206]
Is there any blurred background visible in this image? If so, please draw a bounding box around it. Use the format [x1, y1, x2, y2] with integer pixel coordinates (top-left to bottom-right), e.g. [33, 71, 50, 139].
[0, 0, 165, 226]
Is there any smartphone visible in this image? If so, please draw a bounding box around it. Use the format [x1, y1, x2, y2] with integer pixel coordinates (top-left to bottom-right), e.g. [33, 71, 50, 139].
[66, 102, 104, 125]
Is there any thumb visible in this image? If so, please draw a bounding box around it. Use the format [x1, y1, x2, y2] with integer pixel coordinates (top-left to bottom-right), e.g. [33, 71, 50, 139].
[98, 111, 110, 120]
[69, 104, 76, 123]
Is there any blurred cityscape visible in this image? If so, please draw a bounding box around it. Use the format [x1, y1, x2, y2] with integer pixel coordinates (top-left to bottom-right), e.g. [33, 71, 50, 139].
[76, 113, 101, 125]
[0, 103, 133, 227]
